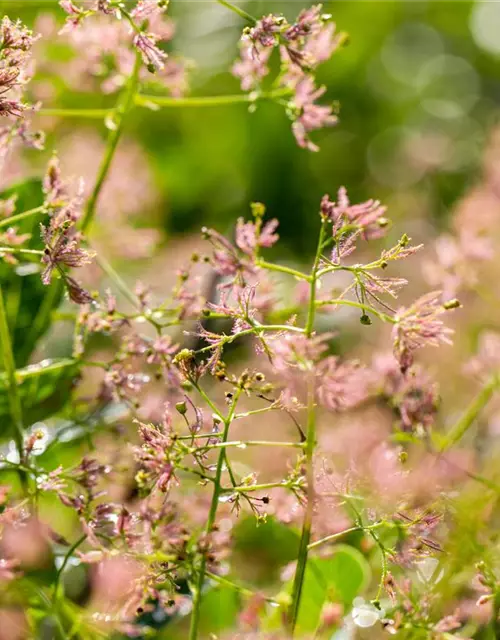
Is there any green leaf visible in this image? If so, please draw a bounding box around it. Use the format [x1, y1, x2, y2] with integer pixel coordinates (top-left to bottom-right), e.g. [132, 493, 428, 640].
[0, 359, 80, 437]
[198, 586, 240, 635]
[232, 516, 300, 585]
[0, 179, 63, 366]
[294, 545, 371, 634]
[263, 544, 371, 635]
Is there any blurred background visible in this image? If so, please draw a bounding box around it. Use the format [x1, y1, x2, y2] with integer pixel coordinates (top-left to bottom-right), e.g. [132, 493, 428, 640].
[4, 0, 500, 255]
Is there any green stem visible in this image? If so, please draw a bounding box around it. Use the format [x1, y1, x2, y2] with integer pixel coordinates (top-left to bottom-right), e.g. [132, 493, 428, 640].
[195, 440, 304, 451]
[53, 534, 87, 603]
[206, 571, 278, 603]
[0, 205, 46, 229]
[216, 0, 256, 23]
[80, 52, 141, 234]
[439, 375, 499, 452]
[307, 523, 386, 551]
[257, 259, 311, 281]
[135, 88, 290, 109]
[289, 220, 327, 634]
[38, 108, 111, 119]
[222, 481, 292, 493]
[0, 286, 26, 488]
[188, 388, 241, 640]
[94, 252, 139, 309]
[316, 298, 395, 323]
[0, 247, 43, 257]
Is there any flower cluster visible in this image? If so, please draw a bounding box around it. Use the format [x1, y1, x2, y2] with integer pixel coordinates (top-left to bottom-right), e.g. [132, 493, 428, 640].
[0, 17, 44, 160]
[0, 5, 495, 640]
[40, 155, 95, 302]
[233, 4, 344, 151]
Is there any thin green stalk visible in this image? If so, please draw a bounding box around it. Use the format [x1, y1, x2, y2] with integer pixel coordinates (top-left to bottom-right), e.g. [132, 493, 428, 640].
[195, 440, 304, 451]
[80, 52, 141, 233]
[189, 388, 241, 640]
[439, 375, 499, 452]
[53, 534, 87, 602]
[257, 259, 311, 281]
[0, 247, 43, 256]
[136, 87, 290, 110]
[206, 571, 278, 604]
[0, 205, 46, 229]
[223, 481, 292, 493]
[215, 0, 256, 23]
[316, 298, 395, 323]
[0, 286, 26, 488]
[289, 219, 327, 634]
[94, 252, 139, 309]
[38, 108, 111, 119]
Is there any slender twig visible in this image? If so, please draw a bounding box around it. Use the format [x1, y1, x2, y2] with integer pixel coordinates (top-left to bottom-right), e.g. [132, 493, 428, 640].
[194, 440, 304, 451]
[0, 286, 26, 489]
[0, 247, 43, 256]
[307, 523, 386, 551]
[53, 534, 87, 602]
[216, 0, 256, 23]
[222, 481, 292, 493]
[316, 298, 395, 323]
[439, 375, 500, 452]
[80, 51, 142, 233]
[206, 571, 279, 604]
[136, 88, 290, 110]
[0, 205, 46, 229]
[38, 108, 111, 119]
[188, 387, 242, 640]
[289, 218, 328, 634]
[257, 259, 311, 281]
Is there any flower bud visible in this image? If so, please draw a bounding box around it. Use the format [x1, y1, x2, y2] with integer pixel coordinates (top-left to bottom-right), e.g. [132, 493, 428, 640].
[175, 401, 187, 415]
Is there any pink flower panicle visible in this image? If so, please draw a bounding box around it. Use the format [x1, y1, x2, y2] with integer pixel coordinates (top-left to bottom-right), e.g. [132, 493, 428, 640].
[40, 155, 95, 302]
[393, 291, 456, 371]
[233, 5, 342, 151]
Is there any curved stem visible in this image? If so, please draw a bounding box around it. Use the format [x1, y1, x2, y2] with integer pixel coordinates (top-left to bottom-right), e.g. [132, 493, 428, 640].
[38, 108, 111, 119]
[0, 247, 43, 256]
[136, 88, 290, 110]
[0, 205, 46, 229]
[289, 219, 327, 634]
[0, 286, 26, 490]
[257, 259, 311, 281]
[80, 52, 141, 234]
[439, 374, 500, 452]
[216, 0, 256, 23]
[316, 298, 395, 323]
[188, 387, 241, 640]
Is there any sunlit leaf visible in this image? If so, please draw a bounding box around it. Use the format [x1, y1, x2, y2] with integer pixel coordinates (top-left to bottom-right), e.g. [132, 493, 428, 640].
[0, 179, 63, 366]
[0, 358, 80, 437]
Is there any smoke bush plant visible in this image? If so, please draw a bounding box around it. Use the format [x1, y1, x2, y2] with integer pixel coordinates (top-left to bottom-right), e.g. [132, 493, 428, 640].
[0, 1, 497, 639]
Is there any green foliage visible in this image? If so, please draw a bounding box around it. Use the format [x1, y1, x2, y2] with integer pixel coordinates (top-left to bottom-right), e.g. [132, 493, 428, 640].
[0, 358, 80, 438]
[0, 179, 62, 366]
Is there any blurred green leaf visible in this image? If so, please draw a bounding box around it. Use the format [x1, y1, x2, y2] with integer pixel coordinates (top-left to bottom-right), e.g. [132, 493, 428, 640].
[287, 545, 370, 635]
[232, 516, 300, 585]
[0, 358, 80, 436]
[198, 586, 240, 635]
[0, 179, 63, 366]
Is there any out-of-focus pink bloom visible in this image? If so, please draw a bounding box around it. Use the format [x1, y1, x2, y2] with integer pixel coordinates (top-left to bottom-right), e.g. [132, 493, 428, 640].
[1, 518, 51, 570]
[235, 216, 279, 257]
[59, 0, 86, 33]
[291, 77, 337, 152]
[317, 356, 372, 411]
[393, 291, 454, 370]
[232, 42, 271, 91]
[465, 331, 500, 379]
